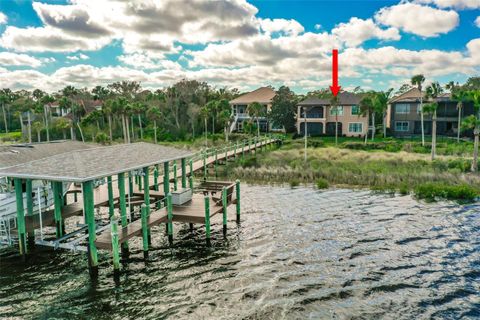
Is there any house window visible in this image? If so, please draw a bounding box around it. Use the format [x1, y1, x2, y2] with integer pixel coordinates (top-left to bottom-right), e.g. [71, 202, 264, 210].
[395, 104, 410, 114]
[395, 121, 409, 132]
[330, 106, 344, 116]
[349, 122, 363, 133]
[351, 105, 360, 115]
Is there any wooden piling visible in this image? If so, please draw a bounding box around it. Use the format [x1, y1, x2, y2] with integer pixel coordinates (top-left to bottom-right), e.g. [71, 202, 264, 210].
[107, 176, 114, 218]
[141, 204, 148, 259]
[214, 149, 218, 177]
[236, 180, 241, 223]
[110, 216, 120, 275]
[143, 166, 151, 245]
[14, 178, 27, 255]
[53, 181, 64, 238]
[181, 158, 187, 189]
[128, 172, 134, 218]
[117, 172, 129, 255]
[154, 165, 159, 191]
[203, 151, 207, 180]
[82, 180, 98, 277]
[167, 193, 173, 244]
[173, 161, 178, 191]
[222, 186, 227, 236]
[204, 194, 211, 246]
[25, 179, 34, 246]
[163, 162, 169, 205]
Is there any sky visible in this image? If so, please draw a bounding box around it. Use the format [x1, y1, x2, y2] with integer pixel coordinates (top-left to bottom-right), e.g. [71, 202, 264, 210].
[0, 0, 478, 94]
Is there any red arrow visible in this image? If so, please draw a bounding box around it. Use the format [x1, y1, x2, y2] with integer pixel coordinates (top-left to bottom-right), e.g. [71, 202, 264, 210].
[329, 49, 341, 97]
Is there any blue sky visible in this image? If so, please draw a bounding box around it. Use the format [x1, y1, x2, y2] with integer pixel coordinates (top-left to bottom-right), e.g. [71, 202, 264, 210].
[0, 0, 478, 94]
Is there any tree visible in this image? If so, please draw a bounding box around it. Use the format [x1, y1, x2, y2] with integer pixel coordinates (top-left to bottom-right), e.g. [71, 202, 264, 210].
[204, 100, 218, 134]
[411, 74, 426, 146]
[329, 94, 341, 145]
[373, 89, 393, 138]
[200, 104, 209, 147]
[53, 117, 71, 140]
[424, 81, 443, 160]
[216, 99, 231, 142]
[147, 106, 162, 144]
[40, 94, 55, 142]
[247, 101, 264, 137]
[462, 90, 480, 172]
[448, 83, 469, 143]
[132, 101, 147, 140]
[32, 121, 43, 142]
[360, 93, 375, 144]
[269, 86, 297, 132]
[0, 88, 15, 133]
[395, 84, 412, 96]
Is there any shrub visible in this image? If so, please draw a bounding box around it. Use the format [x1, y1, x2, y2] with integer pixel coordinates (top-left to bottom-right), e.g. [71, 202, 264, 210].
[289, 179, 300, 188]
[95, 132, 109, 145]
[414, 183, 478, 202]
[316, 178, 329, 189]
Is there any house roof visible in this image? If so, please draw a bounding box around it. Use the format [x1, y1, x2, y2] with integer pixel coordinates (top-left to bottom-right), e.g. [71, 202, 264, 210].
[298, 92, 362, 106]
[230, 87, 276, 104]
[389, 88, 422, 103]
[0, 141, 95, 170]
[0, 142, 193, 183]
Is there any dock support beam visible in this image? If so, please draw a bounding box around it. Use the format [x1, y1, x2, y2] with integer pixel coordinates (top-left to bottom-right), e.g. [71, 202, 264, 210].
[154, 165, 159, 191]
[143, 166, 151, 245]
[163, 162, 170, 204]
[82, 180, 98, 277]
[222, 187, 227, 236]
[236, 180, 241, 223]
[173, 161, 178, 191]
[14, 178, 27, 256]
[25, 179, 34, 246]
[141, 204, 148, 259]
[167, 193, 173, 244]
[118, 172, 129, 256]
[214, 149, 218, 177]
[181, 158, 187, 189]
[204, 195, 211, 246]
[53, 181, 64, 238]
[203, 151, 207, 180]
[107, 176, 114, 218]
[128, 172, 134, 220]
[111, 216, 120, 276]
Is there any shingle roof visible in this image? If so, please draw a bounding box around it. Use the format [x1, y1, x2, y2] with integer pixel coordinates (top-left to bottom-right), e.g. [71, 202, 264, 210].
[298, 92, 361, 105]
[0, 142, 193, 182]
[0, 141, 95, 170]
[230, 87, 276, 104]
[389, 88, 422, 103]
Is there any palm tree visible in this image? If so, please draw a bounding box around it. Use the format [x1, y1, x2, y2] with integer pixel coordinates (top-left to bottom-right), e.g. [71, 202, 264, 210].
[424, 82, 443, 160]
[373, 89, 393, 138]
[40, 94, 55, 142]
[32, 121, 43, 142]
[112, 97, 130, 143]
[103, 99, 114, 142]
[200, 104, 209, 147]
[0, 89, 15, 133]
[53, 117, 71, 140]
[411, 74, 426, 146]
[462, 90, 480, 172]
[132, 101, 147, 140]
[330, 95, 340, 145]
[360, 93, 375, 145]
[449, 84, 469, 143]
[205, 100, 218, 134]
[147, 106, 162, 144]
[217, 99, 231, 142]
[247, 101, 264, 137]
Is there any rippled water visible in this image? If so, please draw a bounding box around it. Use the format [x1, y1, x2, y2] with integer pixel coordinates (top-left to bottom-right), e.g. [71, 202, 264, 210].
[1, 185, 480, 319]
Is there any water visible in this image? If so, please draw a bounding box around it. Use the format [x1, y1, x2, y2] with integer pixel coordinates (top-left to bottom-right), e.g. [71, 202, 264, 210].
[1, 185, 480, 319]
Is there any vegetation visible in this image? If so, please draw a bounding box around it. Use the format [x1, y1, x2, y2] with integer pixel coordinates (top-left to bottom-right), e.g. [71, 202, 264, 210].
[268, 86, 297, 133]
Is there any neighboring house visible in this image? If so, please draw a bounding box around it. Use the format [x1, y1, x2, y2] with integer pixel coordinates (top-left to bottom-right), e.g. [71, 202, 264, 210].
[47, 100, 103, 118]
[229, 87, 276, 132]
[388, 88, 474, 137]
[296, 92, 368, 137]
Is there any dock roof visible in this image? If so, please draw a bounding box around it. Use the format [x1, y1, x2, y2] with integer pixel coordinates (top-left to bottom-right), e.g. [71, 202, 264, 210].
[0, 141, 95, 170]
[0, 142, 193, 183]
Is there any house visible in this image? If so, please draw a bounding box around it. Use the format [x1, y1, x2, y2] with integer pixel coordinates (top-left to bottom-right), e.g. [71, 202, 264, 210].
[229, 87, 276, 132]
[296, 92, 368, 137]
[388, 88, 474, 137]
[47, 100, 103, 118]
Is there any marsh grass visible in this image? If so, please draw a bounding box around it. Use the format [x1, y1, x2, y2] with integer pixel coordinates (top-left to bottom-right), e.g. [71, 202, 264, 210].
[223, 146, 480, 201]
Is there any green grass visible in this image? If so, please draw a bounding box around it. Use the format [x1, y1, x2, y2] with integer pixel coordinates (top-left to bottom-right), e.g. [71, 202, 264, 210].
[0, 131, 22, 143]
[414, 183, 478, 202]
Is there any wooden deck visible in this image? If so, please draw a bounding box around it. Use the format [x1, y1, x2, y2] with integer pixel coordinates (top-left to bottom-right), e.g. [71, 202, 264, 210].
[94, 193, 232, 251]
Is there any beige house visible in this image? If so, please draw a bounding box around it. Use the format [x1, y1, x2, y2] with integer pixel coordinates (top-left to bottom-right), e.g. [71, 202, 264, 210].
[229, 87, 276, 132]
[296, 92, 368, 137]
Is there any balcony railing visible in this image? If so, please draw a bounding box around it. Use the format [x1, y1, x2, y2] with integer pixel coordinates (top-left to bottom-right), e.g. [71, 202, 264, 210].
[299, 113, 325, 119]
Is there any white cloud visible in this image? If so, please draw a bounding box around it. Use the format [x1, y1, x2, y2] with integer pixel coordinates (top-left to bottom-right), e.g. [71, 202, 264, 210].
[314, 24, 322, 30]
[416, 0, 480, 9]
[332, 17, 400, 46]
[0, 12, 7, 24]
[0, 52, 44, 67]
[67, 53, 89, 60]
[475, 16, 480, 27]
[375, 3, 459, 37]
[259, 18, 304, 36]
[0, 26, 111, 52]
[118, 53, 182, 70]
